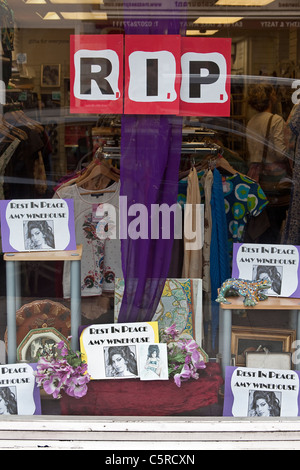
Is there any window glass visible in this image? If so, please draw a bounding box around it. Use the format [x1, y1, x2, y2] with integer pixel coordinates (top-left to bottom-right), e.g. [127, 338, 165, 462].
[1, 0, 300, 418]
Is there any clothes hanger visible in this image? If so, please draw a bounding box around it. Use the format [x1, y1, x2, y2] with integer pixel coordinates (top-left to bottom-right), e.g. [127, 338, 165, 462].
[0, 124, 16, 141]
[77, 159, 119, 188]
[1, 116, 28, 141]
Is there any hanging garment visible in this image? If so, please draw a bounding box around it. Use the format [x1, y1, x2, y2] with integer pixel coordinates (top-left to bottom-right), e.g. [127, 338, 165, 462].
[54, 182, 122, 298]
[222, 173, 269, 260]
[119, 115, 182, 323]
[182, 166, 202, 278]
[0, 138, 20, 199]
[210, 169, 231, 348]
[201, 170, 213, 333]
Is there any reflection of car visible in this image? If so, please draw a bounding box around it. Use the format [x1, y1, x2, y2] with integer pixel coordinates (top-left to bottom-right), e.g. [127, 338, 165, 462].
[5, 72, 297, 190]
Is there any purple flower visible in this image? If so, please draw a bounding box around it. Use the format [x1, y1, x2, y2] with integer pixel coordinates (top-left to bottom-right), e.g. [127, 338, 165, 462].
[65, 374, 91, 399]
[56, 341, 69, 357]
[34, 341, 91, 399]
[174, 373, 182, 387]
[165, 324, 179, 340]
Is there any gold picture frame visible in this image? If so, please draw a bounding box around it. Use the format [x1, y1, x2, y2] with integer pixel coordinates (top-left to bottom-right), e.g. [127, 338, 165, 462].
[231, 326, 296, 367]
[41, 64, 61, 87]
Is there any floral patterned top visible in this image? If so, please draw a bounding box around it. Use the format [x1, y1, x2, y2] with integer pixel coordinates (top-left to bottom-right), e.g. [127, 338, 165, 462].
[222, 173, 268, 256]
[54, 182, 122, 297]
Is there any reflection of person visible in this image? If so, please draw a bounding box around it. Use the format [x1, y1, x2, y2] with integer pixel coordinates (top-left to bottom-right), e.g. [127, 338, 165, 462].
[144, 345, 161, 377]
[0, 387, 17, 415]
[255, 265, 282, 295]
[246, 83, 287, 165]
[25, 221, 55, 250]
[250, 391, 281, 417]
[106, 346, 138, 378]
[42, 65, 59, 86]
[246, 83, 290, 243]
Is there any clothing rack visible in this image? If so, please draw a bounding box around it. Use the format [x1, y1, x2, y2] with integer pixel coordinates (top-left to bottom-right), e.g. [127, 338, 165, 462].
[101, 142, 221, 160]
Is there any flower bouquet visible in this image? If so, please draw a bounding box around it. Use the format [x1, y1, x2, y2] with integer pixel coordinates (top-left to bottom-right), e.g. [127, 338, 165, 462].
[35, 339, 91, 399]
[160, 324, 206, 387]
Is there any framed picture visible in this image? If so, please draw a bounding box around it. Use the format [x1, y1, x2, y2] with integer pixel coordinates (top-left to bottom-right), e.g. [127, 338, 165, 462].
[231, 326, 296, 367]
[41, 64, 61, 87]
[17, 327, 68, 363]
[246, 352, 292, 370]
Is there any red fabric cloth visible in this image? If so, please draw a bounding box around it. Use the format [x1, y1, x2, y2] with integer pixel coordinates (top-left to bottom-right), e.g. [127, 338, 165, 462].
[60, 363, 223, 416]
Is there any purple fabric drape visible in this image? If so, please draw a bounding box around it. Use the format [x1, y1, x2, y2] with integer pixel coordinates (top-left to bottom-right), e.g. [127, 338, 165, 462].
[118, 0, 184, 323]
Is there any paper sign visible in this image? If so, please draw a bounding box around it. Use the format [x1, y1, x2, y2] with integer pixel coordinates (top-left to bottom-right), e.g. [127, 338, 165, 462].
[124, 35, 181, 115]
[138, 343, 169, 381]
[180, 37, 231, 117]
[70, 34, 124, 114]
[80, 322, 159, 380]
[0, 198, 76, 253]
[0, 363, 41, 415]
[223, 366, 300, 417]
[232, 243, 300, 298]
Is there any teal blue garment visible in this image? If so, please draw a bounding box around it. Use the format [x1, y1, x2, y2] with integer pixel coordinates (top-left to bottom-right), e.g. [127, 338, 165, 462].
[210, 169, 231, 348]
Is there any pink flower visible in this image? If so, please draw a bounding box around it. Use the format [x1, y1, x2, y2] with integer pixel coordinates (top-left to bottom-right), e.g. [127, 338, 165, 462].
[174, 373, 182, 387]
[65, 374, 91, 399]
[165, 324, 179, 340]
[42, 374, 64, 399]
[56, 341, 69, 357]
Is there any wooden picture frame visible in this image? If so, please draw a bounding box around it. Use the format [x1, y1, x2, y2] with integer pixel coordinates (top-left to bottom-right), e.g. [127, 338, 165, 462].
[231, 326, 296, 367]
[41, 64, 61, 87]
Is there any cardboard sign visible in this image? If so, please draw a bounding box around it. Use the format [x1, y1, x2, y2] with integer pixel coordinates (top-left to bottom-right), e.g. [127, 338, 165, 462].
[80, 322, 159, 380]
[70, 34, 124, 114]
[0, 198, 76, 253]
[231, 243, 300, 298]
[223, 366, 300, 417]
[0, 363, 41, 415]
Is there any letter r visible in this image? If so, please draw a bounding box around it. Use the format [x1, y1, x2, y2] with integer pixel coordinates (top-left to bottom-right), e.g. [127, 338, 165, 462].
[80, 57, 114, 95]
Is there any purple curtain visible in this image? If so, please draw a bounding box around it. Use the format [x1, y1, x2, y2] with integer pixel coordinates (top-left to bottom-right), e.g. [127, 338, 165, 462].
[118, 1, 184, 323]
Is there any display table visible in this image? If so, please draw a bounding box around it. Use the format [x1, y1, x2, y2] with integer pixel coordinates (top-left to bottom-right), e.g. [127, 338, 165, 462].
[219, 296, 300, 377]
[4, 245, 82, 362]
[60, 363, 223, 416]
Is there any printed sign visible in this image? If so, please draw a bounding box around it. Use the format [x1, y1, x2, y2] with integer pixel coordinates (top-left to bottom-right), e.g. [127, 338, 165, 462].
[223, 366, 300, 417]
[124, 34, 181, 115]
[0, 198, 76, 253]
[70, 34, 124, 114]
[80, 322, 159, 380]
[0, 363, 41, 415]
[70, 35, 231, 116]
[232, 243, 300, 298]
[180, 37, 231, 117]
